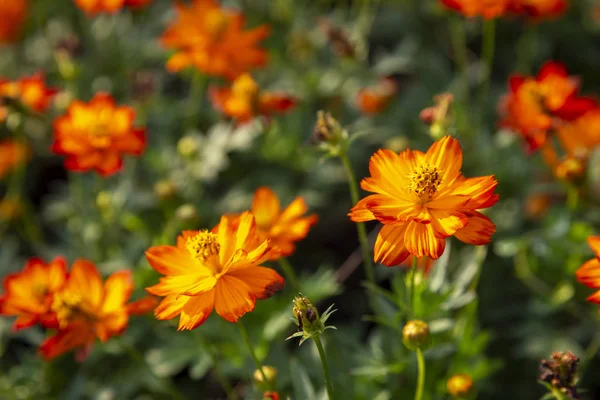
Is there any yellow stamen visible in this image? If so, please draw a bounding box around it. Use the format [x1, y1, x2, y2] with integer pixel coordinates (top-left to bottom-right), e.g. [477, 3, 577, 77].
[409, 165, 442, 199]
[186, 230, 221, 262]
[52, 291, 90, 327]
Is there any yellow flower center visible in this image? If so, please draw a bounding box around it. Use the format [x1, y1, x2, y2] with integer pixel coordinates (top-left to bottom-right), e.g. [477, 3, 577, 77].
[186, 230, 221, 262]
[52, 291, 95, 327]
[409, 165, 442, 200]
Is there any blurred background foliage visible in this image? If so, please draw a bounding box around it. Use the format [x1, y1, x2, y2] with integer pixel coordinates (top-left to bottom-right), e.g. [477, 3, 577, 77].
[1, 0, 600, 399]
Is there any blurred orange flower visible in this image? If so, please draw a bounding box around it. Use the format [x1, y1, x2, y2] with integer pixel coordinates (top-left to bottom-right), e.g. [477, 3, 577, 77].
[349, 136, 498, 266]
[441, 0, 511, 19]
[74, 0, 149, 14]
[145, 212, 284, 330]
[0, 140, 29, 179]
[210, 74, 296, 123]
[576, 237, 600, 305]
[0, 73, 58, 119]
[356, 77, 397, 115]
[0, 0, 28, 44]
[499, 62, 586, 152]
[39, 260, 154, 360]
[555, 108, 600, 158]
[51, 93, 146, 176]
[161, 0, 270, 80]
[232, 187, 318, 259]
[0, 257, 66, 331]
[509, 0, 568, 18]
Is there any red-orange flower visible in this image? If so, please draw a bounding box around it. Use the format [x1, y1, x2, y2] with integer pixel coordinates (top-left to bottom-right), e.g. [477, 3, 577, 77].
[508, 0, 568, 19]
[576, 237, 600, 305]
[0, 140, 29, 179]
[349, 136, 498, 266]
[232, 187, 318, 259]
[0, 0, 28, 44]
[555, 108, 600, 158]
[210, 74, 296, 123]
[161, 0, 270, 80]
[0, 73, 58, 119]
[499, 62, 584, 152]
[145, 212, 284, 330]
[0, 257, 66, 332]
[51, 93, 146, 176]
[39, 260, 154, 360]
[356, 78, 397, 115]
[440, 0, 511, 19]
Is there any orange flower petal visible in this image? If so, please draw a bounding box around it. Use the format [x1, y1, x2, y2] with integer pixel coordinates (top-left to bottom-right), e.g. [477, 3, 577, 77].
[374, 224, 411, 266]
[39, 323, 93, 360]
[576, 258, 600, 289]
[404, 222, 446, 259]
[146, 274, 214, 297]
[101, 271, 133, 314]
[178, 289, 215, 330]
[126, 296, 158, 315]
[454, 211, 496, 245]
[154, 295, 188, 320]
[68, 259, 103, 308]
[145, 246, 199, 275]
[349, 195, 376, 222]
[214, 275, 255, 323]
[424, 135, 463, 183]
[12, 314, 38, 332]
[429, 209, 469, 238]
[587, 236, 600, 259]
[227, 266, 284, 300]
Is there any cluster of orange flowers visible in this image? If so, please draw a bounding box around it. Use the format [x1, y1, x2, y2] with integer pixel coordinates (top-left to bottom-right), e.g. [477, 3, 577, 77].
[441, 0, 567, 19]
[499, 62, 599, 180]
[0, 258, 155, 359]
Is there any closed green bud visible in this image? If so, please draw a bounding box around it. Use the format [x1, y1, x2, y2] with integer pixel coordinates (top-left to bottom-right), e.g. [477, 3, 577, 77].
[287, 295, 336, 345]
[402, 320, 431, 351]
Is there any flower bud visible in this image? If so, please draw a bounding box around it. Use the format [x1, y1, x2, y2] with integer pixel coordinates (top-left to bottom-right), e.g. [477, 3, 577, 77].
[447, 373, 473, 398]
[154, 180, 176, 200]
[177, 136, 199, 158]
[420, 93, 454, 140]
[287, 295, 336, 345]
[175, 204, 198, 223]
[253, 366, 278, 386]
[311, 111, 349, 157]
[539, 351, 580, 399]
[402, 320, 431, 351]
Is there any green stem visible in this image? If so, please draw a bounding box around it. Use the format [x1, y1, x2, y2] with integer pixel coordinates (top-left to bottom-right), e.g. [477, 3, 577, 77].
[516, 24, 537, 74]
[415, 348, 426, 400]
[278, 257, 300, 293]
[410, 257, 417, 318]
[479, 18, 496, 123]
[185, 71, 207, 132]
[339, 153, 375, 284]
[449, 16, 470, 107]
[313, 335, 334, 400]
[237, 319, 273, 391]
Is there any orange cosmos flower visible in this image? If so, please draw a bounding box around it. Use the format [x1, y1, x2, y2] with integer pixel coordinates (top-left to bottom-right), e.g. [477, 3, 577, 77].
[0, 73, 58, 119]
[0, 140, 29, 179]
[39, 260, 154, 360]
[0, 0, 28, 44]
[499, 62, 583, 152]
[440, 0, 511, 19]
[555, 108, 600, 158]
[576, 237, 600, 305]
[145, 212, 284, 330]
[210, 74, 296, 123]
[161, 0, 270, 80]
[509, 0, 568, 19]
[349, 136, 498, 266]
[0, 257, 66, 332]
[356, 77, 398, 115]
[51, 93, 146, 176]
[231, 187, 318, 259]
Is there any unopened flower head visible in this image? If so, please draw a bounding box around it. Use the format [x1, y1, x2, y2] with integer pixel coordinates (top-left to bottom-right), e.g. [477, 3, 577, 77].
[402, 320, 431, 351]
[253, 365, 278, 386]
[539, 351, 580, 399]
[311, 111, 349, 157]
[447, 373, 473, 398]
[287, 295, 336, 345]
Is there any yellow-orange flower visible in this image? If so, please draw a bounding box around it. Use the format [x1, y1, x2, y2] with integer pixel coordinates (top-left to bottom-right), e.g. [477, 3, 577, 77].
[0, 73, 58, 120]
[0, 0, 28, 44]
[356, 77, 397, 115]
[440, 0, 511, 19]
[51, 93, 146, 176]
[231, 187, 318, 259]
[0, 140, 29, 179]
[0, 257, 66, 331]
[349, 136, 498, 266]
[210, 74, 296, 123]
[39, 260, 154, 360]
[576, 237, 600, 305]
[161, 0, 270, 80]
[145, 212, 284, 330]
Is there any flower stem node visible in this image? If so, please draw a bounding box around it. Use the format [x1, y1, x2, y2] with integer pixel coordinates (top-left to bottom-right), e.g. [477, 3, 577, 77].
[287, 295, 336, 345]
[447, 373, 474, 398]
[402, 320, 431, 351]
[253, 365, 278, 387]
[311, 111, 349, 158]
